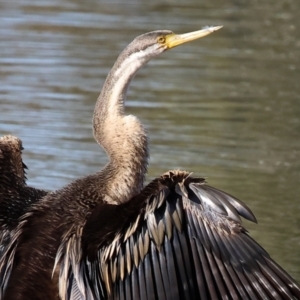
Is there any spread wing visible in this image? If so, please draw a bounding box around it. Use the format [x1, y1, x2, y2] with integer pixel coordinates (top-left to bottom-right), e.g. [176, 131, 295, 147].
[58, 171, 300, 300]
[0, 135, 47, 258]
[0, 135, 48, 297]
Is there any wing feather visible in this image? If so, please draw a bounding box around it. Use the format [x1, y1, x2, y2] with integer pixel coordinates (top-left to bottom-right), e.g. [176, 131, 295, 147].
[195, 233, 220, 299]
[205, 185, 257, 223]
[150, 242, 167, 300]
[171, 227, 194, 299]
[187, 225, 209, 299]
[57, 171, 299, 299]
[117, 277, 125, 300]
[265, 258, 300, 298]
[202, 222, 235, 299]
[124, 274, 131, 300]
[144, 246, 156, 299]
[163, 236, 180, 299]
[209, 225, 251, 299]
[157, 243, 172, 299]
[130, 264, 140, 299]
[137, 263, 147, 299]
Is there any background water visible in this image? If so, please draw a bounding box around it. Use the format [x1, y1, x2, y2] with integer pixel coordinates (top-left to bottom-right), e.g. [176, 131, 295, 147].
[0, 0, 299, 281]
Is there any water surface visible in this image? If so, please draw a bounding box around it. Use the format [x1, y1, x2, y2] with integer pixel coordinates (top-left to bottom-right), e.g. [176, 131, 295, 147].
[0, 0, 299, 281]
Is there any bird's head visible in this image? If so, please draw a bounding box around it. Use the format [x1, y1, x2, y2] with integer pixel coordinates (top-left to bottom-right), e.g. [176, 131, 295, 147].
[123, 26, 223, 61]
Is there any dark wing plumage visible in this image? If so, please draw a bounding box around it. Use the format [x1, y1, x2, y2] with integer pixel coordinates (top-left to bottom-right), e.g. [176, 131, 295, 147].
[0, 135, 47, 257]
[59, 170, 300, 300]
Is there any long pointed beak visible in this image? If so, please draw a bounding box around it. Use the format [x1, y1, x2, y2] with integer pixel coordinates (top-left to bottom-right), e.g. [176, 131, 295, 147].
[165, 26, 222, 49]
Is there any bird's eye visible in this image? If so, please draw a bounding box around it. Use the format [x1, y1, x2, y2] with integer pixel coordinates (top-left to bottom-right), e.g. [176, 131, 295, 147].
[157, 36, 166, 44]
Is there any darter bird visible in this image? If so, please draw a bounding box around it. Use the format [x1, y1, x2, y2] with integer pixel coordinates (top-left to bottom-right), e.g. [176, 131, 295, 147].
[1, 27, 299, 300]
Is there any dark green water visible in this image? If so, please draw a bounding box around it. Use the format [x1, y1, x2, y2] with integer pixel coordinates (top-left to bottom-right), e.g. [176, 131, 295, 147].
[0, 0, 299, 281]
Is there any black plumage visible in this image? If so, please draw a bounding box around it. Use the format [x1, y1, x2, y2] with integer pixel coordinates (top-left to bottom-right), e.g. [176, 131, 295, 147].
[0, 135, 47, 257]
[74, 171, 299, 300]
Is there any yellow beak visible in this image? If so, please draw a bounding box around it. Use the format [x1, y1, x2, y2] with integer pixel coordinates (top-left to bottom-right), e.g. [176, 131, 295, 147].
[165, 26, 222, 49]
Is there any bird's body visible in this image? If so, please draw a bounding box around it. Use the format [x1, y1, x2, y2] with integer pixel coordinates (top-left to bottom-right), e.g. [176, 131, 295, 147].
[1, 27, 299, 300]
[0, 135, 47, 258]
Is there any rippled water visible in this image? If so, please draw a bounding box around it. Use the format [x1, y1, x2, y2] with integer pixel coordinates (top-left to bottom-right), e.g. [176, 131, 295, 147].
[0, 0, 299, 281]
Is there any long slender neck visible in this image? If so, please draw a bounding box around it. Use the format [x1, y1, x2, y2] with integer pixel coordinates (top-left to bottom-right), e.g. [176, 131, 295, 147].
[93, 49, 151, 204]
